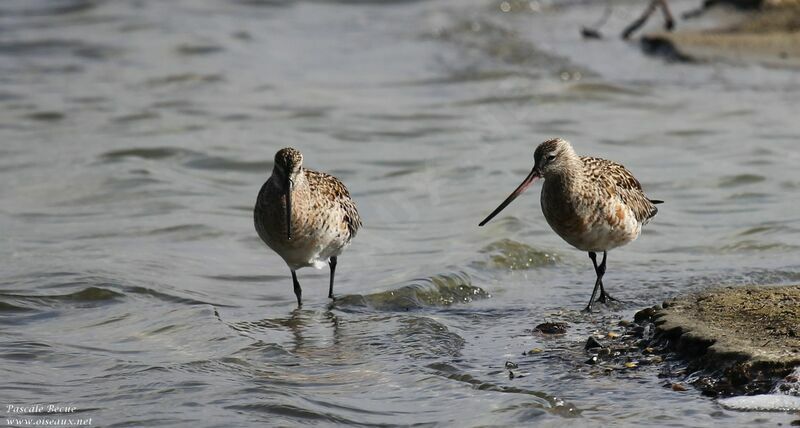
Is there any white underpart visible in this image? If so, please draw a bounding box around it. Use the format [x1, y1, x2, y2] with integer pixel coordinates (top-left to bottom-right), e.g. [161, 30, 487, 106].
[548, 195, 642, 253]
[280, 237, 350, 271]
[272, 207, 352, 271]
[583, 200, 642, 252]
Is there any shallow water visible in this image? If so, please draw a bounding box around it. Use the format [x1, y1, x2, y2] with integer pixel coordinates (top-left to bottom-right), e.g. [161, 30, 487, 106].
[2, 0, 800, 426]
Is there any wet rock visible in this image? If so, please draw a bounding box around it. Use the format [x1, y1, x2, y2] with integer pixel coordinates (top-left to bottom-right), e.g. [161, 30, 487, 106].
[634, 306, 658, 324]
[533, 321, 569, 335]
[504, 361, 518, 369]
[653, 285, 800, 396]
[585, 336, 604, 350]
[672, 383, 688, 392]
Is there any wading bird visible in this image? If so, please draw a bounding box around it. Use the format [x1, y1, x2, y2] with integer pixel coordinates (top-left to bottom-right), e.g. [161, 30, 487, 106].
[479, 138, 661, 311]
[254, 147, 361, 306]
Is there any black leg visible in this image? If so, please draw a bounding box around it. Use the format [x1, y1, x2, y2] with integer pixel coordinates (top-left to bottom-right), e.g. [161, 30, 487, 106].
[659, 0, 675, 31]
[584, 252, 603, 312]
[596, 251, 618, 303]
[291, 270, 302, 306]
[621, 0, 673, 39]
[328, 256, 337, 300]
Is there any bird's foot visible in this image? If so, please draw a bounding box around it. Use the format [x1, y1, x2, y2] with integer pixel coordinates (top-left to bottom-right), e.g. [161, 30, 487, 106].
[597, 292, 621, 304]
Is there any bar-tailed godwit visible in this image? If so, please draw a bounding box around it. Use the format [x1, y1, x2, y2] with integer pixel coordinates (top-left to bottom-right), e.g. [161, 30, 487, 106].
[479, 138, 662, 311]
[254, 147, 361, 306]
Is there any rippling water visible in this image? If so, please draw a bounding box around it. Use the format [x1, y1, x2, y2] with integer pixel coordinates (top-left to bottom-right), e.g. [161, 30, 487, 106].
[2, 0, 800, 426]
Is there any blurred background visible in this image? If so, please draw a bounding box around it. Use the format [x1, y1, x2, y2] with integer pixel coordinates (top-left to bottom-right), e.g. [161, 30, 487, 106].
[1, 0, 799, 426]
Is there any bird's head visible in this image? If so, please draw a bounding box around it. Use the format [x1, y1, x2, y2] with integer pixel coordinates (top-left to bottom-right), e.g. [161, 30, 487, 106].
[478, 137, 576, 227]
[272, 147, 304, 240]
[274, 147, 303, 180]
[532, 138, 577, 179]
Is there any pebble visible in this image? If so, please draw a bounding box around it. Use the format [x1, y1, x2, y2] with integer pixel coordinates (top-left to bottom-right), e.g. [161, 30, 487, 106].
[585, 336, 604, 349]
[534, 322, 569, 335]
[634, 307, 657, 323]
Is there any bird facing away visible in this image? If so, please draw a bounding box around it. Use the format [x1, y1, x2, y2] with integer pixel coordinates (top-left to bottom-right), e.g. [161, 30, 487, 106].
[479, 138, 662, 311]
[254, 147, 361, 306]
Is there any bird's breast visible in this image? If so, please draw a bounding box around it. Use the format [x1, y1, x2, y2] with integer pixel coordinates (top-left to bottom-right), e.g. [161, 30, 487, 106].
[540, 182, 641, 252]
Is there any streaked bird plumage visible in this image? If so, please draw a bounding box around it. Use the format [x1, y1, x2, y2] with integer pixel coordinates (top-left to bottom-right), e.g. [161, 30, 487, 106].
[254, 147, 361, 305]
[479, 138, 661, 311]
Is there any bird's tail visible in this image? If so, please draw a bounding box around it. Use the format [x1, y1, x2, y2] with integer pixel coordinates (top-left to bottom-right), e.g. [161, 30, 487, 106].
[647, 199, 663, 220]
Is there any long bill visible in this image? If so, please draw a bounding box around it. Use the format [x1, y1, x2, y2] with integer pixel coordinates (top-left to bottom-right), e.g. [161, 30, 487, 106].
[478, 168, 539, 226]
[285, 176, 293, 240]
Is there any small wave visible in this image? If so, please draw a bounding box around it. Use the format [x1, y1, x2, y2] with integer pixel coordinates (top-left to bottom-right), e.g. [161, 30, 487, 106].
[205, 274, 286, 283]
[0, 287, 123, 312]
[112, 111, 160, 123]
[0, 0, 98, 17]
[426, 361, 580, 417]
[334, 272, 489, 311]
[566, 82, 645, 96]
[175, 44, 224, 56]
[57, 287, 123, 301]
[719, 240, 798, 253]
[24, 111, 65, 122]
[144, 73, 223, 88]
[100, 147, 197, 161]
[0, 39, 118, 60]
[475, 238, 560, 270]
[233, 0, 294, 7]
[717, 174, 766, 188]
[182, 156, 270, 172]
[99, 146, 270, 173]
[0, 301, 33, 312]
[122, 286, 228, 307]
[394, 317, 465, 358]
[224, 403, 362, 425]
[142, 224, 224, 241]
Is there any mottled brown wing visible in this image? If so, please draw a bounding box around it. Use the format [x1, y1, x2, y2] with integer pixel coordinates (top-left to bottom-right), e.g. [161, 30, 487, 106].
[581, 156, 659, 224]
[305, 169, 362, 238]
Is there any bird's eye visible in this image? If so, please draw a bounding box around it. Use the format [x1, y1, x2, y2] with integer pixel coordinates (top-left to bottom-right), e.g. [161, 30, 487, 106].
[547, 154, 556, 162]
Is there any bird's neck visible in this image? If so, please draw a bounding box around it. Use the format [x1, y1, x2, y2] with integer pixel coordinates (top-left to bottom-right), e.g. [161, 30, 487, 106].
[544, 157, 585, 195]
[270, 168, 306, 192]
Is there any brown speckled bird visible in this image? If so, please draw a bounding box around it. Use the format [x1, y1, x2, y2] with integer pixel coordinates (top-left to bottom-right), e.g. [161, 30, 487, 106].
[254, 147, 361, 306]
[479, 138, 662, 311]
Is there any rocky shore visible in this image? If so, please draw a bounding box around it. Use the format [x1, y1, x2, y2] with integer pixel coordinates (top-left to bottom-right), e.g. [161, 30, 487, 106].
[638, 285, 800, 397]
[568, 285, 800, 398]
[640, 1, 800, 66]
[653, 285, 800, 374]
